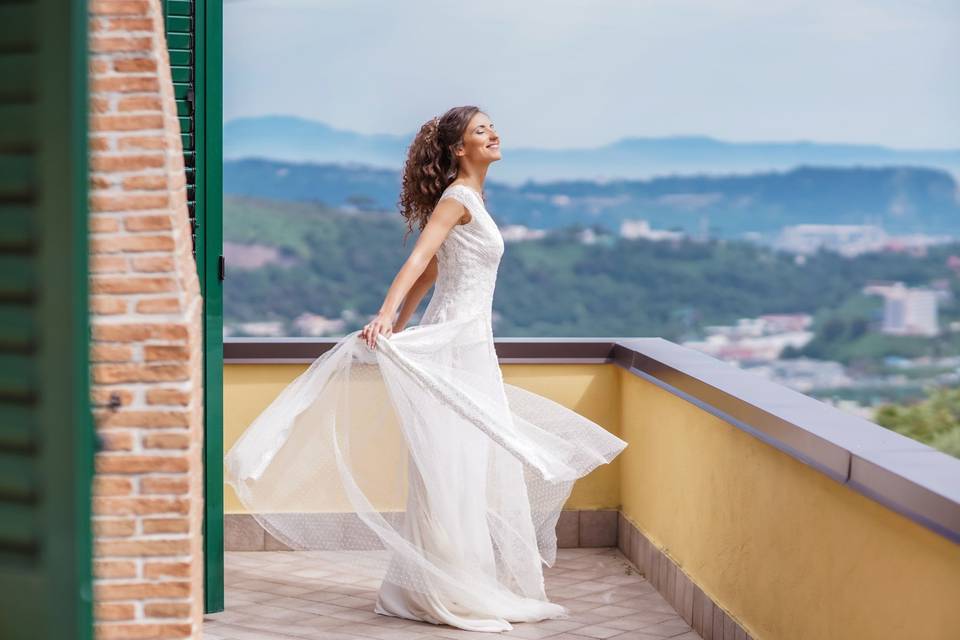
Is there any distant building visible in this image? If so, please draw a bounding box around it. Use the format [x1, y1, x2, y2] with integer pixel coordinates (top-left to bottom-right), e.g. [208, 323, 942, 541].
[744, 358, 854, 393]
[619, 219, 685, 241]
[577, 228, 616, 246]
[234, 321, 286, 337]
[774, 224, 954, 257]
[758, 313, 813, 333]
[775, 224, 888, 257]
[864, 281, 939, 336]
[683, 312, 814, 363]
[500, 224, 548, 242]
[293, 313, 347, 336]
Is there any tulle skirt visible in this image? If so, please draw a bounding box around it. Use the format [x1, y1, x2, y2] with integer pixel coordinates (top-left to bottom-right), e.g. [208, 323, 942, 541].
[223, 312, 628, 632]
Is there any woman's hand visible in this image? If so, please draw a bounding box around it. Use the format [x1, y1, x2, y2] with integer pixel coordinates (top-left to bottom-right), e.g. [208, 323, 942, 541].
[358, 311, 394, 349]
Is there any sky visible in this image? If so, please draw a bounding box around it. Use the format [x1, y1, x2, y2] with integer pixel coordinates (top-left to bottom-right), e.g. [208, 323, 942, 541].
[223, 0, 960, 150]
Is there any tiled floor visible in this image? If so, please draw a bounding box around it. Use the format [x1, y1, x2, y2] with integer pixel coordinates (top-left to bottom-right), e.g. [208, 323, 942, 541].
[204, 548, 702, 639]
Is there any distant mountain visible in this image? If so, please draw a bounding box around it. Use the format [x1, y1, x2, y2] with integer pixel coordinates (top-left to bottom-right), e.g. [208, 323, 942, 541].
[224, 115, 960, 184]
[224, 158, 960, 238]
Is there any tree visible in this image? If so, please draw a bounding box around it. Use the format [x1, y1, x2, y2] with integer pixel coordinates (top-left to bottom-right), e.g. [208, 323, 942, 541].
[874, 386, 960, 459]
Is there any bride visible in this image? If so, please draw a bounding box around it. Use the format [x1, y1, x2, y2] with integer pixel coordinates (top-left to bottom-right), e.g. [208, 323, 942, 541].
[224, 106, 629, 633]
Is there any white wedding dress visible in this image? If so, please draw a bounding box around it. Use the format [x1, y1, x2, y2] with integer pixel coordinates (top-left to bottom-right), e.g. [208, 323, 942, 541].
[224, 183, 629, 633]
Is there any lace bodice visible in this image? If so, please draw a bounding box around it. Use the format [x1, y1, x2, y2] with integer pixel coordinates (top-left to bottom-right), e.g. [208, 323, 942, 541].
[420, 184, 505, 326]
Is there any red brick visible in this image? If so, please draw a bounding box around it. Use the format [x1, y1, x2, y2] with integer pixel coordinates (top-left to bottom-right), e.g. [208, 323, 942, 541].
[91, 276, 176, 294]
[142, 433, 190, 450]
[95, 455, 189, 474]
[143, 561, 191, 579]
[90, 75, 159, 93]
[141, 477, 189, 495]
[96, 431, 135, 451]
[91, 234, 176, 253]
[106, 17, 153, 31]
[143, 601, 190, 619]
[117, 95, 162, 112]
[91, 192, 169, 211]
[91, 296, 128, 315]
[131, 256, 176, 273]
[89, 135, 111, 151]
[117, 135, 165, 150]
[90, 255, 128, 274]
[146, 388, 189, 406]
[90, 36, 151, 53]
[90, 215, 121, 233]
[123, 174, 167, 190]
[91, 344, 133, 362]
[113, 57, 157, 73]
[93, 476, 134, 496]
[124, 214, 172, 231]
[93, 496, 190, 516]
[142, 518, 190, 535]
[90, 152, 164, 172]
[95, 602, 136, 622]
[96, 410, 189, 428]
[95, 540, 191, 559]
[92, 323, 188, 342]
[91, 96, 110, 113]
[95, 623, 192, 640]
[94, 559, 138, 579]
[94, 517, 136, 537]
[144, 345, 189, 361]
[136, 297, 182, 314]
[90, 0, 149, 16]
[91, 388, 134, 408]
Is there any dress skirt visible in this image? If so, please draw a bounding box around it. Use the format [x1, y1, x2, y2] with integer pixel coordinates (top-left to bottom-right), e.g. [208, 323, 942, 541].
[224, 312, 628, 632]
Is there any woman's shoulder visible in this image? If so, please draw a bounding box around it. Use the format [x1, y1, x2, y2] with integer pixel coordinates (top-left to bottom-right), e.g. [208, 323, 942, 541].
[442, 182, 483, 200]
[438, 184, 481, 225]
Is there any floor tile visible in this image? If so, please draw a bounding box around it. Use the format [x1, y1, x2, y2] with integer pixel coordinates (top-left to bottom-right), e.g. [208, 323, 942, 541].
[206, 548, 703, 639]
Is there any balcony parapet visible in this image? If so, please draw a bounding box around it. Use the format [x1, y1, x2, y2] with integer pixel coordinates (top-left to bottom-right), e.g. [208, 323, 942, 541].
[225, 336, 960, 546]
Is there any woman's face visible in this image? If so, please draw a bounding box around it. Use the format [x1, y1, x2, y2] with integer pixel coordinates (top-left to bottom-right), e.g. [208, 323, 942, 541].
[457, 112, 501, 164]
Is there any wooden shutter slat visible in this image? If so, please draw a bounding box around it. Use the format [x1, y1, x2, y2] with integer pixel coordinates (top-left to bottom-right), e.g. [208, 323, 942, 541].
[0, 355, 36, 399]
[0, 452, 38, 501]
[0, 5, 36, 53]
[0, 304, 35, 349]
[0, 153, 34, 198]
[0, 53, 36, 100]
[0, 502, 39, 553]
[0, 104, 37, 152]
[0, 255, 35, 300]
[0, 205, 34, 249]
[0, 404, 35, 450]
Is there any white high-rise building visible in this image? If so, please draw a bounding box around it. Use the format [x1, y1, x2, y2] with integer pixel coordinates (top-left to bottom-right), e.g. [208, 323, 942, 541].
[867, 282, 940, 336]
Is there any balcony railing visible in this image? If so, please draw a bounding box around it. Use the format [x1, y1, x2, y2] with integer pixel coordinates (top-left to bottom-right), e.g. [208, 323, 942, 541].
[223, 336, 960, 639]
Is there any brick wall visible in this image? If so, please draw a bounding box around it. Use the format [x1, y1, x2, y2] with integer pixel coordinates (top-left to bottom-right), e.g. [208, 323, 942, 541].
[88, 0, 205, 637]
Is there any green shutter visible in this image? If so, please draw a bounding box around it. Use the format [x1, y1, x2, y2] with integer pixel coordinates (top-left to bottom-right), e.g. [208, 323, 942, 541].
[0, 0, 93, 638]
[164, 0, 224, 614]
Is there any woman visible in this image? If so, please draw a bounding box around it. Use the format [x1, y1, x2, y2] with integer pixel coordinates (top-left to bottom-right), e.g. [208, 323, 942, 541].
[224, 106, 628, 633]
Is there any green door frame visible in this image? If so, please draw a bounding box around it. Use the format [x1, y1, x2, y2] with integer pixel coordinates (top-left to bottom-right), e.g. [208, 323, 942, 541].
[197, 0, 225, 615]
[163, 0, 224, 614]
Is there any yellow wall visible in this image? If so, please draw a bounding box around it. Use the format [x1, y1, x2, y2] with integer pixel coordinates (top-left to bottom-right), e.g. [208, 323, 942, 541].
[223, 362, 622, 514]
[224, 359, 960, 638]
[618, 368, 960, 640]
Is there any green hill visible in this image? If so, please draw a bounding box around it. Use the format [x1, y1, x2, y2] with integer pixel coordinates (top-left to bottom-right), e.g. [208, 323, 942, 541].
[224, 195, 960, 344]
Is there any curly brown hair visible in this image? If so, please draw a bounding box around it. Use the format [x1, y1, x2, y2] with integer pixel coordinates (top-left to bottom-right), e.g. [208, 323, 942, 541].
[397, 106, 483, 245]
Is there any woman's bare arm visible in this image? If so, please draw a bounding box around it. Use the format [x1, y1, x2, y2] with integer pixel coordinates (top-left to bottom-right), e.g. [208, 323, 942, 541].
[393, 254, 438, 332]
[359, 198, 467, 348]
